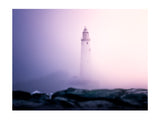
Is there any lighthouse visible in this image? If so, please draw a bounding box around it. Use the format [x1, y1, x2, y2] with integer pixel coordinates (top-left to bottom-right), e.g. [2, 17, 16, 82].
[80, 27, 91, 80]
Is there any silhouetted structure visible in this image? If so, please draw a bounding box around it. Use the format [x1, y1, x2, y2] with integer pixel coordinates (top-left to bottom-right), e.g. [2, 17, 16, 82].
[80, 27, 91, 80]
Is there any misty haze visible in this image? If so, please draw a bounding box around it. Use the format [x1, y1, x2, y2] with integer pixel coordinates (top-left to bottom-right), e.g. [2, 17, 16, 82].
[13, 9, 147, 110]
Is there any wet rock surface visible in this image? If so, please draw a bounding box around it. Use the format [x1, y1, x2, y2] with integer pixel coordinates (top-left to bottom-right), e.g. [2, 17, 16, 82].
[13, 88, 147, 110]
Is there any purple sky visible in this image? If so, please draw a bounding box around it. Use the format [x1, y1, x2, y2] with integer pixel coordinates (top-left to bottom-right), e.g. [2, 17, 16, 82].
[13, 9, 147, 92]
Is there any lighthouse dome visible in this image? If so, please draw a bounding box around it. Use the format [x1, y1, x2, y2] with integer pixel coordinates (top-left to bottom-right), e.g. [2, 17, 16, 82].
[83, 27, 88, 32]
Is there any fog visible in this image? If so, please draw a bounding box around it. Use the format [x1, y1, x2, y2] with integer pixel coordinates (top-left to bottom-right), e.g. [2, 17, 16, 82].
[13, 9, 147, 93]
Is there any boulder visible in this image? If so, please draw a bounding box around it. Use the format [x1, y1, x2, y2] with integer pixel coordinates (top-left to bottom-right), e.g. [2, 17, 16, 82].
[52, 88, 126, 101]
[120, 88, 147, 109]
[13, 91, 31, 100]
[51, 88, 148, 110]
[31, 93, 49, 103]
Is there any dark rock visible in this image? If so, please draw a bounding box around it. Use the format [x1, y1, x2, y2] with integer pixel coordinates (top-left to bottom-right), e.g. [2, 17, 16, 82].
[13, 91, 50, 110]
[13, 88, 148, 110]
[31, 93, 49, 103]
[52, 97, 79, 109]
[13, 91, 31, 100]
[13, 99, 43, 110]
[51, 88, 147, 110]
[78, 100, 115, 110]
[120, 88, 148, 109]
[52, 88, 126, 101]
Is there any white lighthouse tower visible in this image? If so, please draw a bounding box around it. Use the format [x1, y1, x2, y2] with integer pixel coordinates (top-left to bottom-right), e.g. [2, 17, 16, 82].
[80, 27, 91, 80]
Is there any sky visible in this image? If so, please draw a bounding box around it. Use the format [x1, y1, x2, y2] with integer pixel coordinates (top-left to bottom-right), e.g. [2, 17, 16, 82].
[13, 9, 147, 92]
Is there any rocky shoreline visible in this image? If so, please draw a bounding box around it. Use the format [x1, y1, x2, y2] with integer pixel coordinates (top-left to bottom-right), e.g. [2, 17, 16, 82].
[13, 88, 148, 110]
